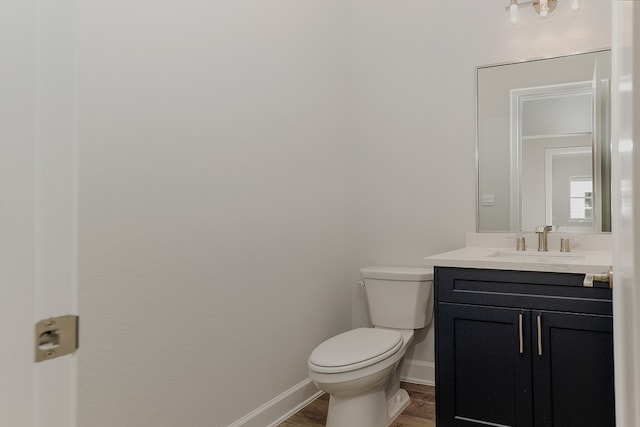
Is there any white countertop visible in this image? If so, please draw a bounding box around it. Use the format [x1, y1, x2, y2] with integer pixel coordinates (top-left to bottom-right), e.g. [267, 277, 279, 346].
[424, 232, 613, 275]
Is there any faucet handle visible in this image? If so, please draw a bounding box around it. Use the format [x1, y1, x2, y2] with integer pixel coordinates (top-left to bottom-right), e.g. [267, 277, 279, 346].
[534, 225, 552, 252]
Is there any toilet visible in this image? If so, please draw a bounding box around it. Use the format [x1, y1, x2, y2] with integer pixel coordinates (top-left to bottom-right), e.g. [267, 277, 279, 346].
[307, 266, 434, 427]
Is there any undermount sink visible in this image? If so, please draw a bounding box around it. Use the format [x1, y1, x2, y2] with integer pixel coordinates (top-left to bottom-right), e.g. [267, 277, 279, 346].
[487, 249, 586, 260]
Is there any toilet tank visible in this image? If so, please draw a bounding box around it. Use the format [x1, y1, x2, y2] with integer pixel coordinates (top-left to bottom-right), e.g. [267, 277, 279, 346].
[360, 266, 434, 329]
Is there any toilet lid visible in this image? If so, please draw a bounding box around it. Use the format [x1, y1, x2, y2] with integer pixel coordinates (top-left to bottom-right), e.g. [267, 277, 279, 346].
[308, 328, 403, 374]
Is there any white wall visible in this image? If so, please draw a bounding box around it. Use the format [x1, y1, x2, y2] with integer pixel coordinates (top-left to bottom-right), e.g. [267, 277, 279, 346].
[76, 2, 353, 426]
[73, 0, 614, 423]
[350, 0, 612, 383]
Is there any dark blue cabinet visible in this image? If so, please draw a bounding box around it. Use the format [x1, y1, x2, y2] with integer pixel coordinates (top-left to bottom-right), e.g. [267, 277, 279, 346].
[434, 267, 614, 427]
[438, 303, 534, 426]
[531, 310, 614, 427]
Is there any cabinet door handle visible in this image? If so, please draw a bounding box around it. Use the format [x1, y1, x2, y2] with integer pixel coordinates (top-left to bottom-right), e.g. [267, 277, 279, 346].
[537, 315, 543, 356]
[518, 313, 524, 354]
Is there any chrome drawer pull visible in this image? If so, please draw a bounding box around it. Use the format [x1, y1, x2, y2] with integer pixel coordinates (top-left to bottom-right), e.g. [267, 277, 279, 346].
[537, 315, 543, 356]
[519, 313, 524, 354]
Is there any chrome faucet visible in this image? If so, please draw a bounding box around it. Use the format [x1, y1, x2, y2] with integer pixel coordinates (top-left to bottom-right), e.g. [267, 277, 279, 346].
[535, 225, 553, 252]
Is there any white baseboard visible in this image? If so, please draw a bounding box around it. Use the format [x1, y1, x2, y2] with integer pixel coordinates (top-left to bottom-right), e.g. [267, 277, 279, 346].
[227, 378, 323, 427]
[399, 358, 435, 386]
[228, 360, 433, 427]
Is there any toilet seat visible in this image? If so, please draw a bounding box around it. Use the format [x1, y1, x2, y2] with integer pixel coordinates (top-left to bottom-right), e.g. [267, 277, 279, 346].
[308, 328, 403, 374]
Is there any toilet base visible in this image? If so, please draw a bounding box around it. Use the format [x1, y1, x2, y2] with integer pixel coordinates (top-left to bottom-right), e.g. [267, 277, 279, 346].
[386, 388, 410, 424]
[325, 387, 410, 427]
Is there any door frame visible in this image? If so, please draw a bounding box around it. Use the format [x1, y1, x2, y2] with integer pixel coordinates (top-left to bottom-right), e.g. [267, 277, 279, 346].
[612, 1, 640, 426]
[543, 146, 593, 230]
[1, 1, 78, 426]
[509, 81, 594, 231]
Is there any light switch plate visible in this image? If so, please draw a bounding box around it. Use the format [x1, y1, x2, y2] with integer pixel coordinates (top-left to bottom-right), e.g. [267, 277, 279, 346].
[481, 194, 496, 206]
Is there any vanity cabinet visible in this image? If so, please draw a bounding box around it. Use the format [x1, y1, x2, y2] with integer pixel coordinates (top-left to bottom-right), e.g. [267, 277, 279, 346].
[434, 267, 614, 427]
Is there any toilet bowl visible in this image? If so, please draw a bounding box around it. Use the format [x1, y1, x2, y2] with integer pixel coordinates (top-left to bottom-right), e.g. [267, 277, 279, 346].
[308, 328, 414, 427]
[307, 266, 433, 427]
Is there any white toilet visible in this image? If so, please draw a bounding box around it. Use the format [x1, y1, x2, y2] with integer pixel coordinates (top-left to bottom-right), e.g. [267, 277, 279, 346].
[307, 266, 434, 427]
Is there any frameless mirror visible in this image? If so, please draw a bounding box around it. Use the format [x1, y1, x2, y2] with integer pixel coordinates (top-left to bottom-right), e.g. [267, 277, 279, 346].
[476, 49, 611, 233]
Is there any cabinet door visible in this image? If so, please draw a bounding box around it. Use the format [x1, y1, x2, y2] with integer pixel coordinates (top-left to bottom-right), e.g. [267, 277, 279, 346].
[532, 311, 615, 427]
[437, 303, 533, 427]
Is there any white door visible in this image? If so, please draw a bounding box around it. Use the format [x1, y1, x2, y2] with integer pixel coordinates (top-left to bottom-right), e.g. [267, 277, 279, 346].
[612, 1, 640, 426]
[1, 1, 77, 426]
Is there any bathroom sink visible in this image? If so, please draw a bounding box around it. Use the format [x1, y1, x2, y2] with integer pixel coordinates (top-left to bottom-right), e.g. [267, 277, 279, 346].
[487, 249, 585, 261]
[424, 237, 613, 275]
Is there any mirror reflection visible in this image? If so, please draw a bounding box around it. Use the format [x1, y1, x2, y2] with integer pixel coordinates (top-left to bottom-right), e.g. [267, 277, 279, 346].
[476, 49, 611, 233]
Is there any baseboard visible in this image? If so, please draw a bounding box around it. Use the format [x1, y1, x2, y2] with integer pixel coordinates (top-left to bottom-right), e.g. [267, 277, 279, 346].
[228, 360, 433, 427]
[399, 358, 435, 386]
[227, 378, 323, 427]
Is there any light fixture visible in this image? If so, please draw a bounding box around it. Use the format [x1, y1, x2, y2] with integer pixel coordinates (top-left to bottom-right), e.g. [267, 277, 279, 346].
[510, 0, 519, 23]
[538, 0, 550, 16]
[505, 0, 580, 22]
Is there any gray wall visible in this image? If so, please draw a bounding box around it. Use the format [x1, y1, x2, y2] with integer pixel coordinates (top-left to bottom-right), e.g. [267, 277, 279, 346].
[74, 0, 613, 425]
[77, 2, 353, 426]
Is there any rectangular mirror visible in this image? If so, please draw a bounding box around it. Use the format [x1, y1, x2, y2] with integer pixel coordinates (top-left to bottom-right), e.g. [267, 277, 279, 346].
[476, 49, 611, 233]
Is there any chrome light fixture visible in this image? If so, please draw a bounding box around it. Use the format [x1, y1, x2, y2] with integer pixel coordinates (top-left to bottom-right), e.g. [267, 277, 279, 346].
[506, 0, 579, 24]
[509, 0, 519, 23]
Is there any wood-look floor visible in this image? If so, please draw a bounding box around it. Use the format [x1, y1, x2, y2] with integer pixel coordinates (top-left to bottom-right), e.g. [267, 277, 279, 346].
[278, 382, 435, 427]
